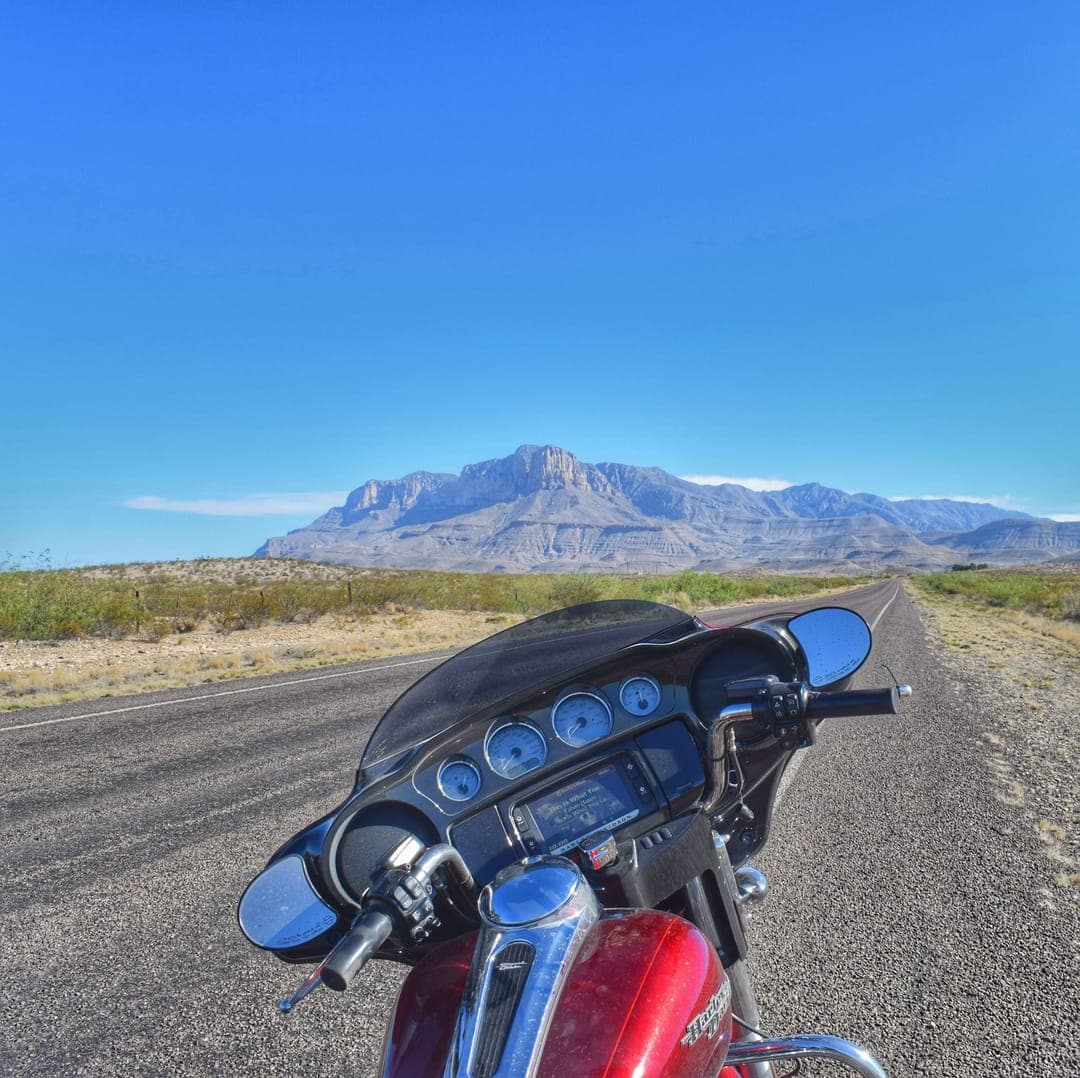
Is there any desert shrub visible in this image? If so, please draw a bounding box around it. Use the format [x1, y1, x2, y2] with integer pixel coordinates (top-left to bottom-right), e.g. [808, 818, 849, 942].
[916, 570, 1080, 621]
[0, 560, 878, 640]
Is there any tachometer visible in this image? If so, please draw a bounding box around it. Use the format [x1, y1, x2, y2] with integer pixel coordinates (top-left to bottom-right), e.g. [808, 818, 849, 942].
[437, 757, 482, 802]
[552, 691, 613, 747]
[485, 721, 548, 780]
[619, 674, 662, 717]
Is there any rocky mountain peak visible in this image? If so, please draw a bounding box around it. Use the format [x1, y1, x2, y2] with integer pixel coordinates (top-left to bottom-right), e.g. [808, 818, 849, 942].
[345, 470, 450, 514]
[459, 445, 610, 501]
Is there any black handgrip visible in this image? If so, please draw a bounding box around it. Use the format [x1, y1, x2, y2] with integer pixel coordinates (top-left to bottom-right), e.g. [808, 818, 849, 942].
[805, 686, 901, 721]
[321, 910, 394, 992]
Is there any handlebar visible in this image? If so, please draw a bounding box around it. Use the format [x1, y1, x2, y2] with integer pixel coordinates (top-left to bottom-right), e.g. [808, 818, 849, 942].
[280, 842, 476, 1008]
[805, 684, 910, 721]
[321, 910, 394, 992]
[704, 677, 911, 814]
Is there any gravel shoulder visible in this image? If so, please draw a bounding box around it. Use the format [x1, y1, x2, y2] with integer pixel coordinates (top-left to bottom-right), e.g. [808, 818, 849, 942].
[748, 584, 1079, 1072]
[907, 581, 1079, 888]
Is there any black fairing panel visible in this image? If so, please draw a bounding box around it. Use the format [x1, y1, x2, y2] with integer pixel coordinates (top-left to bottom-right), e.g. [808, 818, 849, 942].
[335, 801, 440, 904]
[690, 628, 798, 734]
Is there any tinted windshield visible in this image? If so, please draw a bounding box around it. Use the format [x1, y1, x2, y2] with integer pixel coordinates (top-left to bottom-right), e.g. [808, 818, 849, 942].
[361, 600, 695, 767]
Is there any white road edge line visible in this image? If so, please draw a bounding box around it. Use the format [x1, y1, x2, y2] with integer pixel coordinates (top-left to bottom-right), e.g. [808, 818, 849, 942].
[0, 654, 448, 734]
[869, 582, 902, 631]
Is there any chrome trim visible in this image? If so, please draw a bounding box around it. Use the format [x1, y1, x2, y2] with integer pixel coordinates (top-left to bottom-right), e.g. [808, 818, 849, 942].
[703, 701, 754, 814]
[444, 857, 600, 1077]
[898, 684, 912, 698]
[481, 860, 580, 926]
[734, 865, 769, 909]
[483, 719, 549, 780]
[372, 833, 428, 876]
[413, 842, 476, 895]
[724, 1034, 887, 1077]
[278, 968, 324, 1013]
[551, 690, 613, 747]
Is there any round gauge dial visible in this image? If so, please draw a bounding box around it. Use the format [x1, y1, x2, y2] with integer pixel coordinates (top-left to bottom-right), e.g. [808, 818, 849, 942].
[552, 692, 613, 747]
[437, 757, 482, 802]
[485, 722, 548, 780]
[619, 674, 662, 717]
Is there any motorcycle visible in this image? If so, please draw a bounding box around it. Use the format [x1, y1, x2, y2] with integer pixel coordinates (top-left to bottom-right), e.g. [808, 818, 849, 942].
[238, 598, 910, 1076]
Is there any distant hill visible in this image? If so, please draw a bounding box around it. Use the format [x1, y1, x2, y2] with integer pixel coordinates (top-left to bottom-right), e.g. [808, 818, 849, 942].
[254, 444, 1073, 572]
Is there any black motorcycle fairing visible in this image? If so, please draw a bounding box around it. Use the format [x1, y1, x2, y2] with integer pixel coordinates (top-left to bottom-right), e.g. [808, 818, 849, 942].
[335, 801, 441, 905]
[360, 600, 698, 769]
[318, 614, 808, 914]
[250, 599, 870, 970]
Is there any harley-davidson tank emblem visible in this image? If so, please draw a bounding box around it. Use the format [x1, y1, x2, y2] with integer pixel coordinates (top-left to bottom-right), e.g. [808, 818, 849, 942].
[681, 979, 732, 1047]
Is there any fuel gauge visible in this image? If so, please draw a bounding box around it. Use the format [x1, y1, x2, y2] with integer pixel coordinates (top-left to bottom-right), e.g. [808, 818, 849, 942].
[437, 756, 482, 802]
[619, 674, 662, 717]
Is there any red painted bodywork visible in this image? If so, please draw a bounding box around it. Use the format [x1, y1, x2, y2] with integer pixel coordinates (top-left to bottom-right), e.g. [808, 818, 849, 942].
[380, 932, 476, 1076]
[382, 910, 732, 1077]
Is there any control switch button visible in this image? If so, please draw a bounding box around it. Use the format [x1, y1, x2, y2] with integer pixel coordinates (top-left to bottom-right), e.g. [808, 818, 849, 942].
[579, 831, 618, 871]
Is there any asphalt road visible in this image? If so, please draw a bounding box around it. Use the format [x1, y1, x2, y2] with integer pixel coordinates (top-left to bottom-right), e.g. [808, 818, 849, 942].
[1, 581, 1074, 1074]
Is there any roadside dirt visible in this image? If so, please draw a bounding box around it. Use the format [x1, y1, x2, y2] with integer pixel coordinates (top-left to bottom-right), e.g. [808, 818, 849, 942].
[0, 610, 520, 710]
[906, 581, 1080, 891]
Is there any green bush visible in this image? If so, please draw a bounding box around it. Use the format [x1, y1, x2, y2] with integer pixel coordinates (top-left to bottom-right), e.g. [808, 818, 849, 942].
[915, 570, 1080, 621]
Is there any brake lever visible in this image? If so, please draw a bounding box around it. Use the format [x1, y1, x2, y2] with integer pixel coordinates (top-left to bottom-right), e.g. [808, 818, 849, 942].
[280, 965, 326, 1013]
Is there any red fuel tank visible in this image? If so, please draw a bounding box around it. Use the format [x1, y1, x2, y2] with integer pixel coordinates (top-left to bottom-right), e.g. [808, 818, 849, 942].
[382, 910, 733, 1078]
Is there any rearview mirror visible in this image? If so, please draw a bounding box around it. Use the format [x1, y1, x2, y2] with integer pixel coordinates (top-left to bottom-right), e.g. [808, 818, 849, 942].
[788, 607, 871, 688]
[238, 854, 338, 950]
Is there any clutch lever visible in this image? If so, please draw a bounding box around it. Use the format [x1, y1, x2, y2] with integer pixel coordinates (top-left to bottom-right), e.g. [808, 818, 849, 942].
[279, 843, 476, 1012]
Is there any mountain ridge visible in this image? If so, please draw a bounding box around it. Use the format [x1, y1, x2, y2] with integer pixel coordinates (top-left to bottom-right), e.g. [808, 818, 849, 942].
[255, 444, 1074, 572]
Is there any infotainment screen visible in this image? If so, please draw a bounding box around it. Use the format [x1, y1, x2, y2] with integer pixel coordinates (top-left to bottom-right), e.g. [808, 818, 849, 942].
[526, 761, 640, 855]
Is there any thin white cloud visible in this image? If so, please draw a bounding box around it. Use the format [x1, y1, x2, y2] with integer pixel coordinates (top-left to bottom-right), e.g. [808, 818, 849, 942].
[124, 492, 348, 517]
[1050, 513, 1080, 522]
[681, 474, 794, 492]
[887, 493, 1020, 507]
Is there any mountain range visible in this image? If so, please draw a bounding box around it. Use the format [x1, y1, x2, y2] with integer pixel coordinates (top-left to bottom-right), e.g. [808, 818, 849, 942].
[254, 445, 1080, 572]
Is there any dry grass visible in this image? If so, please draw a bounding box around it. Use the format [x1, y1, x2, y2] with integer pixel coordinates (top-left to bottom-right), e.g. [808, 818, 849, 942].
[0, 610, 517, 710]
[908, 574, 1080, 656]
[0, 556, 874, 642]
[913, 564, 1080, 623]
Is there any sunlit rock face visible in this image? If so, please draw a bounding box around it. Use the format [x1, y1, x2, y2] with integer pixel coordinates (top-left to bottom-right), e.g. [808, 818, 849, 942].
[255, 445, 1071, 572]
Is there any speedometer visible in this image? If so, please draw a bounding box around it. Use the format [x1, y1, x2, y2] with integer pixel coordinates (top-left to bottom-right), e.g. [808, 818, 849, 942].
[552, 691, 613, 747]
[485, 721, 548, 779]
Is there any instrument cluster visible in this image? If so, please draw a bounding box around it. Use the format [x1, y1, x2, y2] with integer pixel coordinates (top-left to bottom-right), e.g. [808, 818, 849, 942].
[433, 673, 666, 806]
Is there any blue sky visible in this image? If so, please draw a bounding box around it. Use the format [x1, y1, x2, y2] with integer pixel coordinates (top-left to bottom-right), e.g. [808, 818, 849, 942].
[3, 3, 1078, 566]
